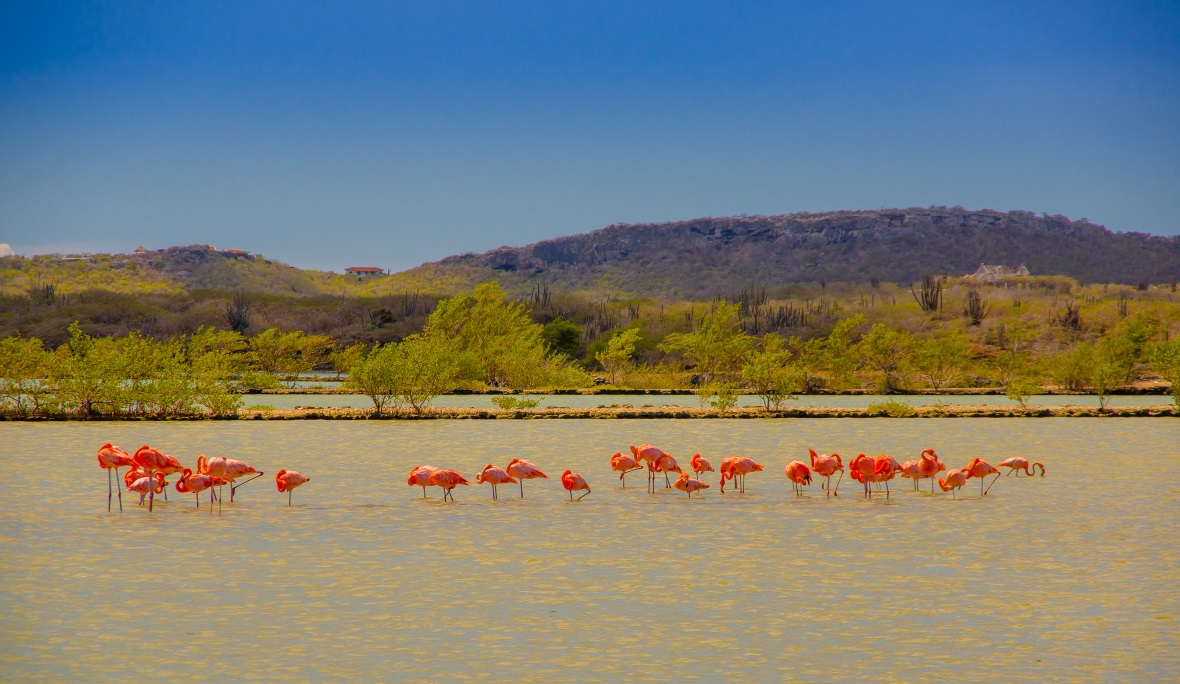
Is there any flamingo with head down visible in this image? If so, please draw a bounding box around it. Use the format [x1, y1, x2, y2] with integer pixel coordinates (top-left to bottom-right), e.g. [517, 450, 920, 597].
[609, 452, 642, 487]
[719, 457, 763, 494]
[427, 469, 468, 502]
[476, 464, 517, 500]
[407, 465, 438, 498]
[785, 461, 813, 497]
[673, 471, 710, 498]
[505, 459, 548, 499]
[917, 448, 946, 493]
[630, 444, 669, 492]
[126, 471, 166, 506]
[648, 453, 682, 492]
[276, 469, 310, 506]
[963, 457, 1001, 496]
[175, 468, 215, 510]
[132, 446, 170, 512]
[561, 470, 591, 500]
[997, 457, 1045, 478]
[939, 468, 968, 499]
[808, 449, 843, 497]
[97, 444, 136, 511]
[690, 454, 714, 480]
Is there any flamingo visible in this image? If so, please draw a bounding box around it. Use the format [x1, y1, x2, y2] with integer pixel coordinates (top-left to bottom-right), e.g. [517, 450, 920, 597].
[917, 448, 946, 493]
[276, 470, 310, 506]
[938, 468, 968, 499]
[609, 452, 643, 487]
[673, 471, 710, 498]
[505, 458, 548, 498]
[897, 460, 922, 490]
[126, 472, 166, 506]
[808, 449, 843, 497]
[197, 455, 230, 512]
[561, 470, 591, 500]
[719, 457, 763, 494]
[849, 453, 877, 499]
[97, 443, 136, 511]
[157, 453, 184, 501]
[407, 465, 439, 498]
[133, 445, 170, 512]
[175, 468, 215, 509]
[630, 444, 669, 492]
[997, 457, 1045, 477]
[785, 461, 813, 496]
[648, 453, 682, 492]
[872, 454, 902, 499]
[690, 453, 714, 480]
[427, 469, 469, 502]
[963, 457, 1002, 496]
[475, 464, 517, 500]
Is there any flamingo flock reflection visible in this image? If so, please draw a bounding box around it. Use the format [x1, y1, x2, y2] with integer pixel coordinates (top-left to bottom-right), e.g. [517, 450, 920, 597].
[97, 441, 1044, 512]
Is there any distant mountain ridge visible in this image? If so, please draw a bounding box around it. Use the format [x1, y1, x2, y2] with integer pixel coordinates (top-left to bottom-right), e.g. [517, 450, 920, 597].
[386, 207, 1180, 297]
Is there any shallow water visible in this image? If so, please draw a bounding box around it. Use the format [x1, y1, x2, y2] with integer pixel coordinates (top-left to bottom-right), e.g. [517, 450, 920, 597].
[2, 419, 1178, 682]
[244, 391, 1173, 411]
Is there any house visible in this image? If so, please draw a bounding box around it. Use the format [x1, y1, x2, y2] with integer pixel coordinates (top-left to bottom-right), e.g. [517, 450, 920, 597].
[223, 249, 248, 255]
[345, 266, 386, 280]
[134, 246, 149, 253]
[967, 263, 1030, 282]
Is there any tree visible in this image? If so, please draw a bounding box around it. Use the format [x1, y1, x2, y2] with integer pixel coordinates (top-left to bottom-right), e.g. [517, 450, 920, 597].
[0, 337, 49, 416]
[813, 314, 865, 389]
[856, 323, 913, 392]
[1150, 337, 1180, 408]
[742, 333, 803, 409]
[596, 328, 642, 385]
[914, 331, 970, 390]
[46, 322, 123, 416]
[659, 302, 753, 385]
[1049, 342, 1096, 392]
[344, 342, 399, 415]
[331, 341, 368, 378]
[392, 333, 459, 414]
[541, 318, 583, 359]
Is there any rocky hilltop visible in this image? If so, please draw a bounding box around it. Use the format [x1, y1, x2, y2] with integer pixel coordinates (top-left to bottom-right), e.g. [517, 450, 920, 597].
[390, 207, 1180, 298]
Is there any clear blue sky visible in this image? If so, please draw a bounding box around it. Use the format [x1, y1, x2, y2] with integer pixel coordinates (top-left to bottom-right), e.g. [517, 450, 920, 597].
[2, 1, 1178, 272]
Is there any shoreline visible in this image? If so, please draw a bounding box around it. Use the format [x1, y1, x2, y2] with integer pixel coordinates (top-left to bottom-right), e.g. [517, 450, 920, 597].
[4, 404, 1176, 421]
[250, 385, 1174, 396]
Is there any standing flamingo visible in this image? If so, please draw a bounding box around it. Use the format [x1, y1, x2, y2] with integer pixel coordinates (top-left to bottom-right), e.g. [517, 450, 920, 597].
[963, 458, 1002, 496]
[220, 459, 264, 502]
[648, 453, 682, 492]
[849, 454, 876, 499]
[561, 470, 591, 500]
[407, 465, 439, 498]
[917, 448, 946, 493]
[133, 445, 170, 512]
[872, 454, 902, 499]
[938, 468, 968, 499]
[156, 453, 185, 501]
[505, 458, 548, 498]
[175, 468, 215, 509]
[808, 449, 843, 497]
[609, 452, 643, 487]
[897, 460, 922, 490]
[97, 444, 136, 511]
[673, 471, 710, 498]
[630, 444, 669, 492]
[785, 461, 813, 496]
[719, 457, 763, 494]
[690, 453, 714, 480]
[126, 472, 166, 506]
[197, 455, 230, 512]
[997, 457, 1045, 477]
[475, 464, 517, 500]
[276, 469, 310, 506]
[427, 469, 469, 502]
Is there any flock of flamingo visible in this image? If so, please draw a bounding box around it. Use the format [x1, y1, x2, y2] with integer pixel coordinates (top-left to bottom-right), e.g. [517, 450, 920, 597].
[96, 443, 308, 512]
[97, 441, 1045, 512]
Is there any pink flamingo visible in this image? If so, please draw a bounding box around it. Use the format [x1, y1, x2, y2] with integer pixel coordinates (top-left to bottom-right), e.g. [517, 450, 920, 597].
[917, 448, 946, 493]
[897, 460, 922, 490]
[276, 469, 310, 506]
[610, 452, 643, 487]
[427, 469, 469, 502]
[126, 472, 166, 506]
[690, 453, 714, 480]
[175, 468, 215, 510]
[963, 458, 1002, 496]
[849, 454, 876, 499]
[673, 471, 710, 498]
[197, 455, 230, 512]
[785, 461, 813, 496]
[630, 444, 669, 492]
[221, 459, 264, 502]
[719, 457, 763, 494]
[97, 443, 136, 511]
[938, 468, 968, 499]
[561, 470, 591, 500]
[133, 445, 170, 512]
[997, 457, 1045, 478]
[407, 465, 438, 498]
[505, 458, 548, 498]
[872, 454, 902, 499]
[648, 453, 682, 492]
[475, 464, 517, 500]
[808, 449, 843, 497]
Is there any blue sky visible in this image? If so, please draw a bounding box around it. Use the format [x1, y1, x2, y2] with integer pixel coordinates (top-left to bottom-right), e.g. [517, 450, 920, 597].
[2, 1, 1178, 272]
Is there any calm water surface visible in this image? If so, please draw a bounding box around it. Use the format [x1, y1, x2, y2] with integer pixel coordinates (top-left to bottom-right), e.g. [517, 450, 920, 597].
[2, 419, 1178, 682]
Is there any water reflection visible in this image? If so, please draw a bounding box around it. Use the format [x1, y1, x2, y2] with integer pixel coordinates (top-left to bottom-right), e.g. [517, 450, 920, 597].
[1, 419, 1177, 681]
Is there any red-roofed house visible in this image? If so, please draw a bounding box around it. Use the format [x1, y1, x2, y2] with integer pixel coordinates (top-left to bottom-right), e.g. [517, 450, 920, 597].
[345, 266, 385, 280]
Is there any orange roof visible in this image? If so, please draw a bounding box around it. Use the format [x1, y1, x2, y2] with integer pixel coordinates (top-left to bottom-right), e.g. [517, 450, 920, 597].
[223, 249, 247, 254]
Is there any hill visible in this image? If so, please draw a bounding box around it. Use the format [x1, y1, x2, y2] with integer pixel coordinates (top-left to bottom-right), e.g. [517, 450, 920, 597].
[383, 207, 1180, 298]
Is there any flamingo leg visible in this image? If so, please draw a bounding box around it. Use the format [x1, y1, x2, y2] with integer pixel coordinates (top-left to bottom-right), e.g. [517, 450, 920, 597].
[148, 470, 155, 512]
[106, 469, 113, 512]
[885, 480, 890, 500]
[578, 487, 590, 500]
[520, 480, 524, 499]
[230, 472, 265, 502]
[163, 483, 168, 501]
[195, 492, 200, 508]
[421, 485, 427, 498]
[665, 472, 671, 488]
[288, 490, 292, 506]
[984, 473, 1002, 496]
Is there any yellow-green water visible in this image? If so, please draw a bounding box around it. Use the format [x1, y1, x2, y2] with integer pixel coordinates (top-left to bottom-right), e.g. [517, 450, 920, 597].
[1, 419, 1178, 682]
